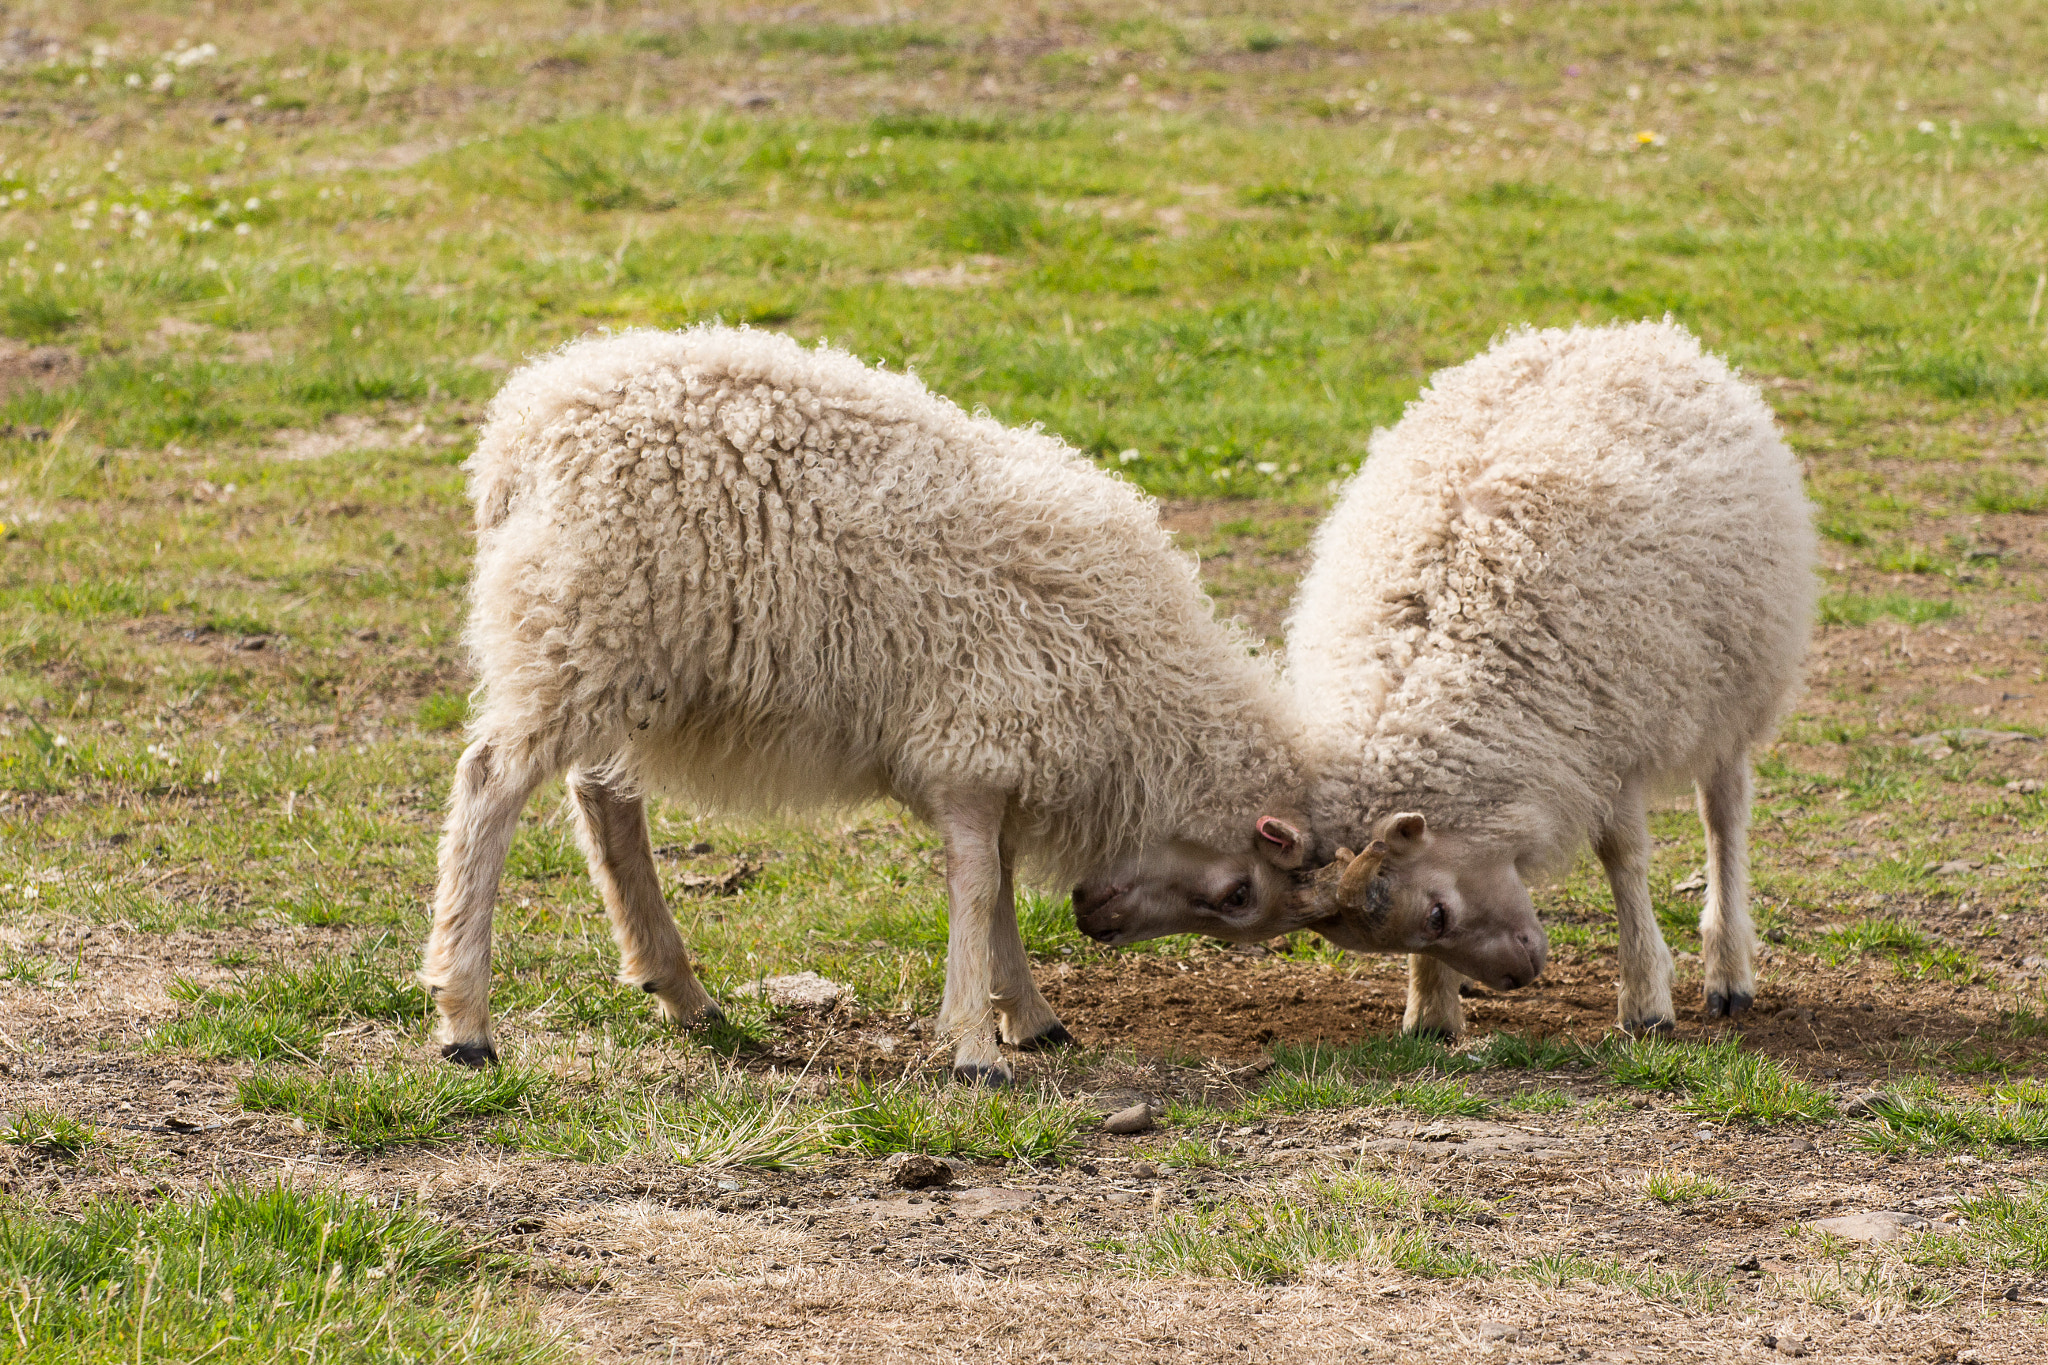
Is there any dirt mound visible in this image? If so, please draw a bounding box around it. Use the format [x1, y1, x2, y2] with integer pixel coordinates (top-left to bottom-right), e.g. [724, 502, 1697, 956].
[0, 339, 81, 399]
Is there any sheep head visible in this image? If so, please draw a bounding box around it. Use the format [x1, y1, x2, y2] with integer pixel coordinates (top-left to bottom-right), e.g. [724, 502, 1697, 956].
[1071, 813, 1338, 947]
[1301, 811, 1549, 991]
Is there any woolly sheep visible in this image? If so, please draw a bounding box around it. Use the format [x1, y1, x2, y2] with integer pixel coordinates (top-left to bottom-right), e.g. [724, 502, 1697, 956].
[419, 325, 1313, 1083]
[1298, 320, 1818, 1035]
[1078, 321, 1816, 1038]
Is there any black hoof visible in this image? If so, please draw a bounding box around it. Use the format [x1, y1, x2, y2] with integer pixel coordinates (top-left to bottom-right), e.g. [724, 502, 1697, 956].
[441, 1041, 499, 1068]
[1621, 1017, 1675, 1037]
[1016, 1024, 1077, 1052]
[1705, 991, 1753, 1020]
[951, 1063, 1013, 1087]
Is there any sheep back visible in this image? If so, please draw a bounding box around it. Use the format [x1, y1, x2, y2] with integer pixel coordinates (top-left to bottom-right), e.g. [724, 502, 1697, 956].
[1290, 319, 1817, 861]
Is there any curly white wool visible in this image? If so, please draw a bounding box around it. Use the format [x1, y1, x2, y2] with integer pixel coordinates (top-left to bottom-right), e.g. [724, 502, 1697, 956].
[1293, 319, 1813, 853]
[1289, 319, 1816, 1032]
[466, 325, 1298, 876]
[425, 325, 1306, 1079]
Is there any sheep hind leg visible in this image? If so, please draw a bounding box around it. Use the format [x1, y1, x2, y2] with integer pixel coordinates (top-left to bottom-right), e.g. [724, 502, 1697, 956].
[988, 852, 1071, 1051]
[420, 737, 553, 1066]
[1402, 954, 1466, 1039]
[932, 790, 1013, 1085]
[567, 771, 720, 1029]
[1599, 773, 1675, 1034]
[1698, 758, 1757, 1021]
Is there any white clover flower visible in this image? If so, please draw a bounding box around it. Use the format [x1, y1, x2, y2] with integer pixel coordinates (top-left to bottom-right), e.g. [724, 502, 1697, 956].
[1917, 120, 1936, 134]
[151, 71, 172, 92]
[1255, 461, 1279, 475]
[243, 196, 260, 210]
[234, 222, 251, 235]
[125, 72, 141, 87]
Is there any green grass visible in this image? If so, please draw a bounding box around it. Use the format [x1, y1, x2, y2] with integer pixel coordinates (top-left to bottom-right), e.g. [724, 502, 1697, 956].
[1815, 916, 1984, 984]
[1116, 1179, 1490, 1284]
[1853, 1079, 2048, 1154]
[1, 1108, 100, 1158]
[1816, 593, 1960, 628]
[1234, 1042, 1491, 1119]
[491, 1072, 831, 1169]
[1643, 1167, 1732, 1206]
[1515, 1252, 1734, 1311]
[1905, 1183, 2048, 1275]
[1595, 1037, 1835, 1125]
[150, 941, 429, 1061]
[828, 1078, 1087, 1164]
[0, 1183, 556, 1364]
[238, 1064, 548, 1151]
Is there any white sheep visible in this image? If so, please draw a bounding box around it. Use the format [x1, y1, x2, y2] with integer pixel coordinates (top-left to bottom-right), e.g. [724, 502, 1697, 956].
[1291, 320, 1817, 1036]
[419, 325, 1313, 1083]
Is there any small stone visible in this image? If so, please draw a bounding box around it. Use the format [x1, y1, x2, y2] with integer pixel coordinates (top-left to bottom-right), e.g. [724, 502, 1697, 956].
[2006, 779, 2044, 794]
[1129, 1162, 1161, 1180]
[883, 1153, 954, 1190]
[1841, 1089, 1892, 1117]
[1104, 1103, 1154, 1135]
[1775, 1335, 1809, 1357]
[1808, 1210, 1928, 1241]
[733, 971, 842, 1009]
[1472, 1322, 1519, 1343]
[1734, 1255, 1762, 1272]
[1956, 1350, 1983, 1364]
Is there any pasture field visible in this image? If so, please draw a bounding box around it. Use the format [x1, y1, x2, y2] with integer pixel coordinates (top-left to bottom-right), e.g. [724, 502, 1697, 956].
[4, 1, 2048, 1359]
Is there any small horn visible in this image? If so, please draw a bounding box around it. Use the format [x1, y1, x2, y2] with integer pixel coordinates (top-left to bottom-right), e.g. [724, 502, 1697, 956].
[1336, 839, 1390, 907]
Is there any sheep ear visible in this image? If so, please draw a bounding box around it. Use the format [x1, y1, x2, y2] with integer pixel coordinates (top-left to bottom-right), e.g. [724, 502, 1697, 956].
[1336, 839, 1389, 908]
[1375, 811, 1428, 854]
[1254, 815, 1308, 870]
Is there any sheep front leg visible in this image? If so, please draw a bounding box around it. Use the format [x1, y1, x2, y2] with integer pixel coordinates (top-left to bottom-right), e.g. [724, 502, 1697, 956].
[933, 791, 1013, 1084]
[1698, 758, 1757, 1020]
[1402, 954, 1466, 1039]
[1598, 774, 1674, 1034]
[988, 853, 1072, 1051]
[567, 771, 720, 1028]
[420, 738, 551, 1066]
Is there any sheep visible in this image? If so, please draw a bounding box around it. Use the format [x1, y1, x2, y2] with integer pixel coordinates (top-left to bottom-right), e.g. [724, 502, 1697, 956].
[418, 325, 1314, 1084]
[1290, 320, 1818, 1037]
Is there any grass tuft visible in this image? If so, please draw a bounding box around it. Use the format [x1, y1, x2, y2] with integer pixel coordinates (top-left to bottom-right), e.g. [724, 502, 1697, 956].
[1643, 1167, 1731, 1205]
[239, 1064, 546, 1150]
[1597, 1037, 1834, 1125]
[1118, 1183, 1488, 1284]
[152, 945, 429, 1061]
[1853, 1079, 2048, 1154]
[1, 1107, 100, 1157]
[829, 1078, 1086, 1164]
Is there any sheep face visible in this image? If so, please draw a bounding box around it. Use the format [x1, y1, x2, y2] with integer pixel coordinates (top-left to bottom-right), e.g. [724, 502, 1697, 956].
[1070, 815, 1320, 946]
[1306, 813, 1549, 991]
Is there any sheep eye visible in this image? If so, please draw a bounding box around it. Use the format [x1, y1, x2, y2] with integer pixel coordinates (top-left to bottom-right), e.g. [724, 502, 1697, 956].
[1427, 902, 1448, 936]
[1222, 883, 1250, 910]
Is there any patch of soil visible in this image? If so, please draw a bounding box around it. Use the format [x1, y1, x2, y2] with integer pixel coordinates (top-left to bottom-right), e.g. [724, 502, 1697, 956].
[0, 339, 80, 399]
[1039, 941, 2040, 1075]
